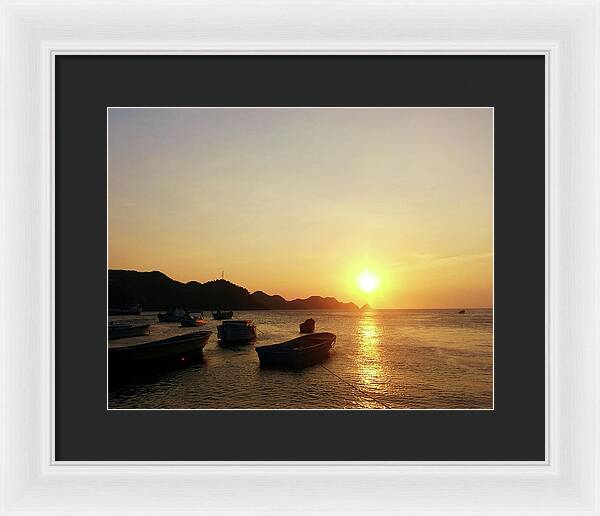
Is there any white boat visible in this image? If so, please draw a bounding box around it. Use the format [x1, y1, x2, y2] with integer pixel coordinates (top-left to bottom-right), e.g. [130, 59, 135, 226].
[217, 320, 257, 342]
[212, 309, 233, 320]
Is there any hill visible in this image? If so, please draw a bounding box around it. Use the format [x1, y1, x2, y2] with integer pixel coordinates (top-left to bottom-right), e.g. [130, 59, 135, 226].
[108, 270, 359, 311]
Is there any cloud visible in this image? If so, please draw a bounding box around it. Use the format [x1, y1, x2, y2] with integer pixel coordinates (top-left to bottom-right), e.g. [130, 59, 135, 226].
[391, 252, 492, 272]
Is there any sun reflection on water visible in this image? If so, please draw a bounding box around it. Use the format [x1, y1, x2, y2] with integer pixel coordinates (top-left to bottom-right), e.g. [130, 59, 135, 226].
[357, 314, 386, 393]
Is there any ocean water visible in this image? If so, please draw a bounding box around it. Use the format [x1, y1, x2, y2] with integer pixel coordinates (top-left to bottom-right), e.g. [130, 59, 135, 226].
[108, 309, 493, 409]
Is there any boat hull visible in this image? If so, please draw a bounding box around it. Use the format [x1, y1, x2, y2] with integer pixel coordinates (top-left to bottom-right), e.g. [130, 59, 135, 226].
[157, 313, 183, 322]
[257, 345, 331, 369]
[108, 305, 143, 316]
[256, 332, 336, 369]
[217, 322, 256, 342]
[180, 318, 206, 327]
[108, 323, 150, 340]
[109, 331, 211, 370]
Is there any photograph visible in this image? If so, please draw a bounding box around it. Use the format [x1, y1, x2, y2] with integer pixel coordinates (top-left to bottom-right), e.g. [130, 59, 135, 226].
[8, 0, 600, 509]
[107, 107, 493, 410]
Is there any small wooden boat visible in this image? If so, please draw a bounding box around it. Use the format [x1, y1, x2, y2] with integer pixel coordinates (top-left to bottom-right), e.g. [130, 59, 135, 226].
[458, 309, 466, 314]
[157, 307, 186, 322]
[217, 320, 256, 342]
[108, 304, 142, 316]
[212, 309, 233, 320]
[109, 330, 211, 369]
[299, 318, 315, 333]
[256, 332, 336, 369]
[108, 322, 150, 340]
[180, 313, 206, 327]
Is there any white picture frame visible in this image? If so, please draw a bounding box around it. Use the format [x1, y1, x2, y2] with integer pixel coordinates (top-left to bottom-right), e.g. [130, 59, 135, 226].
[1, 0, 598, 514]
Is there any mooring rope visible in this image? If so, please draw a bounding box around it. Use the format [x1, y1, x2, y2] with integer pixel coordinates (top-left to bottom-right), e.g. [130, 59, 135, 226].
[319, 363, 393, 409]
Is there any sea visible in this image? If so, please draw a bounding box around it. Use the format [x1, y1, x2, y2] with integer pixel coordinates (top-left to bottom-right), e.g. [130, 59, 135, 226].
[108, 309, 493, 410]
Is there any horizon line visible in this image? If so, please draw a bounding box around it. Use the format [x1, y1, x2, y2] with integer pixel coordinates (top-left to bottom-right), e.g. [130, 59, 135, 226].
[108, 268, 493, 311]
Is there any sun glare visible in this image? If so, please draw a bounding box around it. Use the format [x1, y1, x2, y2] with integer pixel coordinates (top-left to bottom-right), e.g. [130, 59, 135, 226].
[357, 271, 379, 293]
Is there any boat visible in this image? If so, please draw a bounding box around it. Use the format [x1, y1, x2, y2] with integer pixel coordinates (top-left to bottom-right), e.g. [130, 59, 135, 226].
[299, 318, 315, 333]
[212, 309, 233, 320]
[108, 303, 142, 316]
[458, 309, 466, 314]
[157, 307, 186, 322]
[256, 332, 336, 369]
[217, 320, 256, 342]
[108, 321, 151, 340]
[180, 313, 206, 327]
[109, 330, 212, 369]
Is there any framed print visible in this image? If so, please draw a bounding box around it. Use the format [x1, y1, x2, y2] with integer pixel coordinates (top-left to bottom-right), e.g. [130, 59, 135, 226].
[1, 1, 599, 515]
[106, 104, 495, 412]
[55, 55, 542, 462]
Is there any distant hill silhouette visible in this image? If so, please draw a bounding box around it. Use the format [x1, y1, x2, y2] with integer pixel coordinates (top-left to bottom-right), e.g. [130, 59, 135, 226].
[109, 270, 359, 311]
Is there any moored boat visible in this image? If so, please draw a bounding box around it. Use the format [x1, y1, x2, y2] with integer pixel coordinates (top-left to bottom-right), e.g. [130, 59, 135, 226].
[109, 330, 212, 369]
[108, 322, 151, 340]
[157, 307, 186, 322]
[180, 313, 206, 327]
[108, 303, 143, 316]
[212, 309, 233, 320]
[256, 332, 336, 369]
[217, 320, 256, 342]
[299, 318, 315, 333]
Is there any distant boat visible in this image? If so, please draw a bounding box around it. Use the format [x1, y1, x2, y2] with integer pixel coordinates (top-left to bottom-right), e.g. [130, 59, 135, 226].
[108, 322, 150, 340]
[157, 307, 186, 322]
[458, 309, 466, 314]
[180, 313, 206, 327]
[108, 304, 142, 316]
[217, 320, 256, 342]
[299, 318, 315, 333]
[212, 309, 233, 320]
[256, 332, 336, 369]
[109, 330, 211, 368]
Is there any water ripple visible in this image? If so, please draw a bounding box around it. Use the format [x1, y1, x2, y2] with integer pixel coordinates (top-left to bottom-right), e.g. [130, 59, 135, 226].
[109, 309, 493, 409]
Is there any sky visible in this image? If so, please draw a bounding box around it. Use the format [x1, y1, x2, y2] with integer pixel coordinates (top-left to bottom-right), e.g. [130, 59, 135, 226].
[108, 108, 493, 309]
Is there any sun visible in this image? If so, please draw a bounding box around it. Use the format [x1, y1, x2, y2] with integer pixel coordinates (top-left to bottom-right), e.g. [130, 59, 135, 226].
[357, 271, 379, 293]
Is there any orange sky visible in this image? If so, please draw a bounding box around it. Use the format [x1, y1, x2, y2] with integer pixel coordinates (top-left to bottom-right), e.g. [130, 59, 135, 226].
[108, 108, 493, 309]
